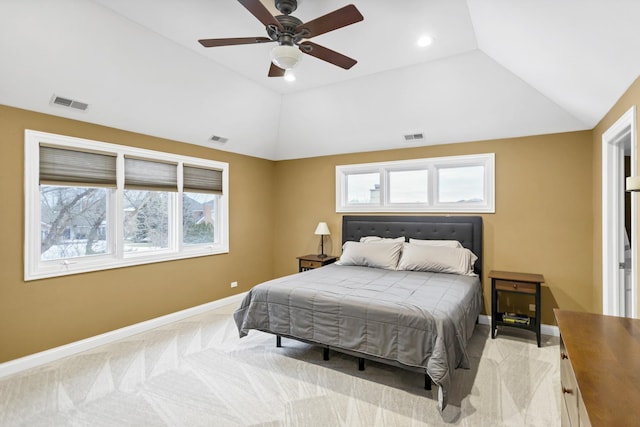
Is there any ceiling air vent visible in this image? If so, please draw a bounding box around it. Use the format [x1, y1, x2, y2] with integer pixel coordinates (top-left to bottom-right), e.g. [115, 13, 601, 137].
[210, 135, 228, 143]
[404, 133, 424, 141]
[51, 95, 89, 111]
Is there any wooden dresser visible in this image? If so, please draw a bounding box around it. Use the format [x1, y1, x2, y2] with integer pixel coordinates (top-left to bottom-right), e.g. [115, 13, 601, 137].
[554, 309, 640, 426]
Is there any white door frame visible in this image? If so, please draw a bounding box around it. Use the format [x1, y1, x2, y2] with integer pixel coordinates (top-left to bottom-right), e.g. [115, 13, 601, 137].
[602, 105, 637, 317]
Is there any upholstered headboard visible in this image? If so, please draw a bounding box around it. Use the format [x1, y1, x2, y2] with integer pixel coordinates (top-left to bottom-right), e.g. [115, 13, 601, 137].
[341, 215, 483, 277]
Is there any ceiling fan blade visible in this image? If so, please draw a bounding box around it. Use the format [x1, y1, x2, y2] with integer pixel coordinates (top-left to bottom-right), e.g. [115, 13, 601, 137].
[300, 41, 357, 70]
[238, 0, 284, 32]
[296, 4, 363, 39]
[198, 37, 273, 47]
[268, 63, 286, 77]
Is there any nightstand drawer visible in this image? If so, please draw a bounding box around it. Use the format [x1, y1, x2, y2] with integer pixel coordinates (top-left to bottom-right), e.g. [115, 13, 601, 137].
[495, 280, 537, 294]
[297, 255, 338, 272]
[300, 259, 322, 269]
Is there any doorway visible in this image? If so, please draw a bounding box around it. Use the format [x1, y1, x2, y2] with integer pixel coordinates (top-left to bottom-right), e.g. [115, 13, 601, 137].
[602, 105, 637, 318]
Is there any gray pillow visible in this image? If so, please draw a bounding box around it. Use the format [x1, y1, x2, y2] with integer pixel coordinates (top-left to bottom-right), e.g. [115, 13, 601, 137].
[336, 241, 403, 270]
[397, 243, 477, 276]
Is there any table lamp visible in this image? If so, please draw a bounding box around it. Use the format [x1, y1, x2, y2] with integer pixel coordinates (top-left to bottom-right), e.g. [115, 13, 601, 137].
[314, 222, 330, 258]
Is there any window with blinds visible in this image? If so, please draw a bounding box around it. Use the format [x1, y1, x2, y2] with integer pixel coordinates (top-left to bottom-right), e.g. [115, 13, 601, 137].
[24, 129, 229, 281]
[182, 165, 223, 246]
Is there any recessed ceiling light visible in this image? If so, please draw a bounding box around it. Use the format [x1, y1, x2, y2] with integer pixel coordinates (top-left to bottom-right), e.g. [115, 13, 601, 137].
[417, 35, 433, 47]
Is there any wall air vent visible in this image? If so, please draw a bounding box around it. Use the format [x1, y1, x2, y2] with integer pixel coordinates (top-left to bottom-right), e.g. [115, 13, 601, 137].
[50, 95, 89, 111]
[404, 133, 424, 141]
[210, 135, 229, 143]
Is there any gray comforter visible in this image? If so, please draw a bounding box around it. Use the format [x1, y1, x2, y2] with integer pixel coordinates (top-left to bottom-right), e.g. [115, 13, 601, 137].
[233, 264, 483, 410]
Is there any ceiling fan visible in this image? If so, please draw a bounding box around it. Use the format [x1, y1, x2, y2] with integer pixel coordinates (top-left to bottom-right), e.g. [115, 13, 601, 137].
[198, 0, 364, 77]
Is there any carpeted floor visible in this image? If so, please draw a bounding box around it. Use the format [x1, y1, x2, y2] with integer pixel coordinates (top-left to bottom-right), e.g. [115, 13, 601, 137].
[0, 303, 561, 426]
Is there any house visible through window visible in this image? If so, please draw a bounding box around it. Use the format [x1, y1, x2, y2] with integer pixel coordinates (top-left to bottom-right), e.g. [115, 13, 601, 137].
[25, 130, 229, 281]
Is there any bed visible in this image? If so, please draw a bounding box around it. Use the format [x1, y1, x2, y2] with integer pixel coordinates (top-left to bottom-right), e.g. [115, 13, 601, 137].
[233, 215, 483, 410]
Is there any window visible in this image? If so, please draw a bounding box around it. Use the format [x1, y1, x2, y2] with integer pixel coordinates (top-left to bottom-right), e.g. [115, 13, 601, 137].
[346, 172, 380, 204]
[388, 169, 429, 203]
[336, 153, 494, 213]
[25, 130, 229, 281]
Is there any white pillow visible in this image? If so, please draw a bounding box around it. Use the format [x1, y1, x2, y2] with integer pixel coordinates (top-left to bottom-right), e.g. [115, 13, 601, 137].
[360, 236, 405, 243]
[397, 243, 478, 276]
[336, 241, 403, 270]
[408, 238, 463, 248]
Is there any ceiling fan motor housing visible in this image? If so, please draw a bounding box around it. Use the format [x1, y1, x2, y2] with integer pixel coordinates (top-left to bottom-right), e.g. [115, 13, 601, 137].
[267, 15, 304, 44]
[275, 0, 297, 15]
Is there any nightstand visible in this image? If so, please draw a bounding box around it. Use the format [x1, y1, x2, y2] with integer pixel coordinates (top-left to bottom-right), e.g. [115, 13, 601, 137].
[489, 270, 544, 347]
[297, 254, 338, 272]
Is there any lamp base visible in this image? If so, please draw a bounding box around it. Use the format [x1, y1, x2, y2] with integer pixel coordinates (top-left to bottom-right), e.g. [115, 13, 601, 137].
[317, 253, 328, 258]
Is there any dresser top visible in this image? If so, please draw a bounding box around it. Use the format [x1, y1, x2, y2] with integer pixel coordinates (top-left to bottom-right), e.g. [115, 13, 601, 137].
[554, 309, 640, 426]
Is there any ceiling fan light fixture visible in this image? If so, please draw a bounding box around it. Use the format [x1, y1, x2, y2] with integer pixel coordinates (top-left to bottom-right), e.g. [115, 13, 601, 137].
[271, 44, 302, 70]
[284, 69, 296, 82]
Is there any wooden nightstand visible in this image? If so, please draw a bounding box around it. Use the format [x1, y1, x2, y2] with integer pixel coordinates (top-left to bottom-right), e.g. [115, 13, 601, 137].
[489, 270, 544, 347]
[297, 254, 338, 272]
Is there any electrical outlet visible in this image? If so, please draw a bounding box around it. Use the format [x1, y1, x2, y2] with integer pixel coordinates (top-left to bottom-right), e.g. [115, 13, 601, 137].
[230, 281, 238, 288]
[529, 303, 536, 311]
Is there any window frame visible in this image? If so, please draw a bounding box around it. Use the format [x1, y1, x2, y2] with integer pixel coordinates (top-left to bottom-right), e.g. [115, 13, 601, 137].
[336, 153, 495, 213]
[24, 130, 229, 281]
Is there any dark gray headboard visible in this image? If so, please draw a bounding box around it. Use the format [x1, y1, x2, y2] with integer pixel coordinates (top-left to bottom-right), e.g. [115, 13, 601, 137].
[342, 215, 483, 277]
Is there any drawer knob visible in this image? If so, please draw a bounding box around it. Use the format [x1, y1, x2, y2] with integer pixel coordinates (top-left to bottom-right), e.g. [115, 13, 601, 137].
[562, 387, 573, 395]
[561, 352, 568, 360]
[513, 284, 517, 289]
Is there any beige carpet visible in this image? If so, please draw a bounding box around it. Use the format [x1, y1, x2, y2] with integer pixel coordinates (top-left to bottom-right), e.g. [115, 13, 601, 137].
[0, 303, 561, 426]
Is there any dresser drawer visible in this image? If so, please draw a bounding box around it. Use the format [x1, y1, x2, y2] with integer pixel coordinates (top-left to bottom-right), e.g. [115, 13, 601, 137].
[560, 336, 580, 426]
[300, 259, 322, 269]
[494, 280, 537, 294]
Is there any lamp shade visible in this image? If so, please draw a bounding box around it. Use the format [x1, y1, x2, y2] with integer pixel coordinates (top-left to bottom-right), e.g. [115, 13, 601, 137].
[627, 176, 640, 192]
[271, 44, 302, 70]
[314, 222, 330, 235]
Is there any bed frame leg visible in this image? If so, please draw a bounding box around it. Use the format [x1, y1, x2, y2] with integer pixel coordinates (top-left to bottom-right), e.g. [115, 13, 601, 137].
[358, 357, 365, 371]
[276, 335, 281, 348]
[323, 347, 330, 361]
[424, 374, 431, 390]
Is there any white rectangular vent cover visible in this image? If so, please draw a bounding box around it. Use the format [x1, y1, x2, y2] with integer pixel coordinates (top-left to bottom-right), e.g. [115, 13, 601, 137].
[51, 95, 89, 111]
[210, 135, 229, 143]
[404, 133, 424, 141]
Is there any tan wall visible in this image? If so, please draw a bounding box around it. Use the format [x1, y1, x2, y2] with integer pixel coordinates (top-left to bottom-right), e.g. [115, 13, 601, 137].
[4, 88, 622, 363]
[0, 105, 275, 363]
[273, 131, 595, 325]
[592, 76, 640, 315]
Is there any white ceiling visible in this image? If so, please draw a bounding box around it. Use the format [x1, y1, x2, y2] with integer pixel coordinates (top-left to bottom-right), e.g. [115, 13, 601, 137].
[1, 0, 639, 160]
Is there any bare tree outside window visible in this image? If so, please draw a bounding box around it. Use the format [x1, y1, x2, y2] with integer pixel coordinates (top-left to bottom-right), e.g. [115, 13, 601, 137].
[123, 190, 169, 252]
[40, 186, 108, 260]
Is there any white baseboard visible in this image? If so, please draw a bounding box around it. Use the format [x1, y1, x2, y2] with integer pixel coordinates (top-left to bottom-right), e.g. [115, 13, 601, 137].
[478, 314, 559, 337]
[0, 292, 247, 380]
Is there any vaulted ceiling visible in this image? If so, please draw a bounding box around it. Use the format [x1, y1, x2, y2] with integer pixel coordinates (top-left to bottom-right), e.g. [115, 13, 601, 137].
[1, 0, 639, 160]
